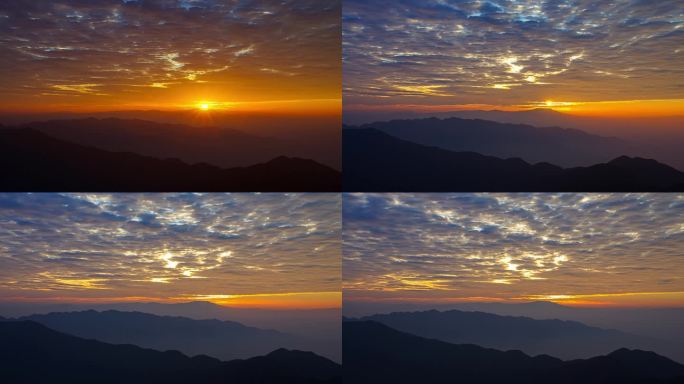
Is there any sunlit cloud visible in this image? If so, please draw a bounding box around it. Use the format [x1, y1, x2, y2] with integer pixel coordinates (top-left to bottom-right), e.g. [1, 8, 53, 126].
[343, 0, 684, 116]
[0, 193, 341, 309]
[343, 193, 684, 308]
[0, 0, 341, 112]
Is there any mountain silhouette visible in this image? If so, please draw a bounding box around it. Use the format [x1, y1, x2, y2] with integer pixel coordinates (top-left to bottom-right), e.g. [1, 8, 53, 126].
[0, 128, 340, 191]
[343, 320, 684, 384]
[22, 118, 279, 168]
[343, 109, 684, 170]
[0, 110, 342, 169]
[20, 310, 301, 361]
[0, 320, 341, 384]
[355, 117, 632, 167]
[359, 309, 673, 361]
[0, 301, 341, 362]
[343, 128, 684, 191]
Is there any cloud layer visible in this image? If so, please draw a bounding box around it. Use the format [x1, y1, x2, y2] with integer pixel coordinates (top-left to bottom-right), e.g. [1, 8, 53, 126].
[0, 193, 340, 302]
[343, 193, 684, 303]
[0, 0, 340, 110]
[343, 0, 684, 108]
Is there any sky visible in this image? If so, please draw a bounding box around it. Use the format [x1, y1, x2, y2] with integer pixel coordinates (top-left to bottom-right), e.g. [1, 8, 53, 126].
[0, 0, 340, 114]
[343, 193, 684, 308]
[0, 193, 341, 309]
[343, 0, 684, 117]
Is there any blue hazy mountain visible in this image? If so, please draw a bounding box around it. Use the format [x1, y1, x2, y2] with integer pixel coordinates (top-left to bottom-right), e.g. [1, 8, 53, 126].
[343, 320, 684, 384]
[0, 320, 341, 384]
[20, 310, 300, 361]
[343, 109, 684, 171]
[354, 117, 633, 168]
[358, 309, 677, 362]
[21, 118, 278, 168]
[0, 300, 341, 362]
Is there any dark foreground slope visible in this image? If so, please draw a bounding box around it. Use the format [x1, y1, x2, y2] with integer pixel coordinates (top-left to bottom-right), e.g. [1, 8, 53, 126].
[360, 310, 672, 361]
[0, 128, 340, 191]
[0, 321, 341, 384]
[343, 129, 684, 191]
[343, 321, 684, 384]
[21, 310, 298, 361]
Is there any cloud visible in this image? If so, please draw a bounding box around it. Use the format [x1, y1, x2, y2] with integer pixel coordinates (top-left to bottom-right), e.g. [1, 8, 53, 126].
[0, 0, 341, 108]
[343, 0, 684, 107]
[0, 193, 340, 300]
[343, 193, 684, 301]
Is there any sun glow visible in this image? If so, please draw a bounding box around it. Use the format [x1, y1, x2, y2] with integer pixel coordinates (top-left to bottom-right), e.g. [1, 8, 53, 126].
[198, 102, 210, 111]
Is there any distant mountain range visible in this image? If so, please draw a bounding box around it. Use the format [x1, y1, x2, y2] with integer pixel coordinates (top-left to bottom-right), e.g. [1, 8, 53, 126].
[343, 128, 684, 191]
[344, 109, 684, 171]
[1, 128, 340, 191]
[21, 118, 280, 168]
[354, 117, 633, 167]
[357, 309, 675, 362]
[343, 300, 684, 363]
[0, 300, 341, 331]
[0, 320, 341, 384]
[0, 111, 342, 170]
[344, 320, 684, 384]
[19, 310, 301, 361]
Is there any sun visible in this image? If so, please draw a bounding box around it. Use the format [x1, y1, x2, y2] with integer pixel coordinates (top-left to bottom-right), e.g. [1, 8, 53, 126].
[199, 103, 210, 111]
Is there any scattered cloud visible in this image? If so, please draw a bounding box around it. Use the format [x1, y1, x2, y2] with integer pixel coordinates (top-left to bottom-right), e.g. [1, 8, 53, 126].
[343, 193, 684, 302]
[343, 0, 684, 108]
[0, 193, 341, 302]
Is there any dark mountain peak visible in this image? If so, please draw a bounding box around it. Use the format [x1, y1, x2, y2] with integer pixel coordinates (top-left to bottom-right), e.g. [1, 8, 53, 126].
[606, 347, 673, 362]
[503, 156, 531, 166]
[607, 155, 674, 169]
[266, 348, 320, 360]
[0, 319, 44, 333]
[267, 347, 293, 356]
[262, 155, 326, 168]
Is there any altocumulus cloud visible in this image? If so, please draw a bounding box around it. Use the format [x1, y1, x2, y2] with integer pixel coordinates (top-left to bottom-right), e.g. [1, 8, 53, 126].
[0, 0, 340, 106]
[343, 193, 684, 300]
[343, 0, 684, 107]
[0, 193, 340, 300]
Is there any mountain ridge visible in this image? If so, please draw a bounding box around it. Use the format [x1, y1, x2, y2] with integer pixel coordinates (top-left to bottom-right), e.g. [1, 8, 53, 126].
[17, 310, 299, 361]
[343, 128, 684, 191]
[356, 309, 675, 361]
[343, 320, 684, 384]
[1, 128, 341, 191]
[352, 117, 633, 168]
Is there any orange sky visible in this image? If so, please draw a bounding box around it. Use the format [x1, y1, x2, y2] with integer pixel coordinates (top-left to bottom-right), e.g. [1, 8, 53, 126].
[343, 99, 684, 119]
[343, 193, 684, 309]
[0, 1, 341, 115]
[343, 1, 684, 119]
[0, 193, 341, 310]
[1, 291, 342, 310]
